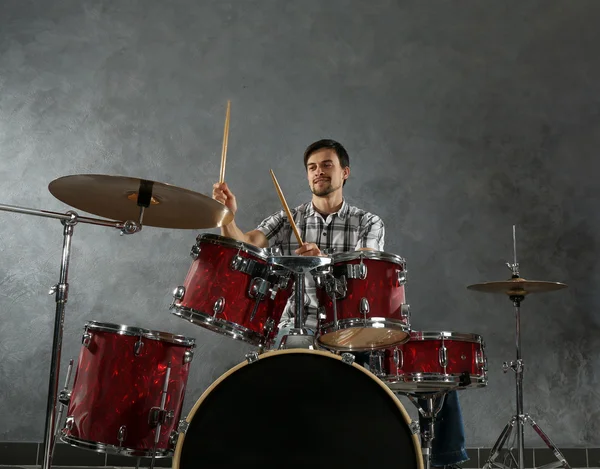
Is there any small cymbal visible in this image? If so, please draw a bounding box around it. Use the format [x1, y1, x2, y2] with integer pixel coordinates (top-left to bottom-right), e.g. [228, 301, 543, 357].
[467, 277, 568, 295]
[48, 174, 233, 229]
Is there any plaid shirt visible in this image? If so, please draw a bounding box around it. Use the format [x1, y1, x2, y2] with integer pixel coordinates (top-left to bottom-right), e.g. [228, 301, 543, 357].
[255, 199, 385, 327]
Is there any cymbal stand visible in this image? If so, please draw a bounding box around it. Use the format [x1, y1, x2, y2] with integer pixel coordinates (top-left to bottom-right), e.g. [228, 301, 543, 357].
[267, 255, 331, 349]
[483, 227, 570, 469]
[0, 202, 140, 469]
[404, 392, 446, 469]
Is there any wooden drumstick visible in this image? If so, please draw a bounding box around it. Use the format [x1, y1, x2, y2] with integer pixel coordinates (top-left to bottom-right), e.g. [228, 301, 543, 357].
[219, 100, 231, 184]
[269, 169, 303, 246]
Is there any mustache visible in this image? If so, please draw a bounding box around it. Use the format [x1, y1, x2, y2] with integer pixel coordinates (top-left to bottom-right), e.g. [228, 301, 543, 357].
[313, 177, 330, 183]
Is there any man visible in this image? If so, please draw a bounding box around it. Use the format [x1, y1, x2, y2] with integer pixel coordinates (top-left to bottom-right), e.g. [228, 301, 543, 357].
[212, 138, 467, 469]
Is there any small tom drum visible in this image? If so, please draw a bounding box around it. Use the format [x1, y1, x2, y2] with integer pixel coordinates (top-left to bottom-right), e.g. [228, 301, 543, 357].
[315, 250, 410, 351]
[369, 331, 488, 392]
[170, 234, 293, 347]
[61, 321, 195, 457]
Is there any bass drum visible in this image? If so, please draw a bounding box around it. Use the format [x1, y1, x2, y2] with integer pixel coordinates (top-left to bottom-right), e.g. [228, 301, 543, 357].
[173, 349, 423, 469]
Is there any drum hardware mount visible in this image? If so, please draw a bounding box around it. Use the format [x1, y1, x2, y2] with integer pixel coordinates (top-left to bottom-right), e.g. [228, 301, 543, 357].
[148, 362, 172, 469]
[134, 336, 145, 356]
[183, 349, 195, 364]
[212, 297, 225, 316]
[118, 425, 127, 447]
[360, 297, 370, 321]
[346, 261, 367, 279]
[82, 331, 92, 347]
[468, 226, 571, 469]
[267, 255, 331, 349]
[341, 353, 355, 365]
[401, 303, 411, 320]
[231, 252, 267, 278]
[248, 277, 270, 321]
[190, 243, 201, 260]
[148, 407, 175, 427]
[404, 392, 447, 469]
[0, 201, 142, 469]
[439, 344, 448, 371]
[246, 351, 260, 364]
[409, 420, 420, 435]
[53, 358, 74, 460]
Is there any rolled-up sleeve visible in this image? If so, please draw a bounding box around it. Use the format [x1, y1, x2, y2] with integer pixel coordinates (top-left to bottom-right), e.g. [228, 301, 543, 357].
[356, 214, 385, 251]
[256, 210, 286, 243]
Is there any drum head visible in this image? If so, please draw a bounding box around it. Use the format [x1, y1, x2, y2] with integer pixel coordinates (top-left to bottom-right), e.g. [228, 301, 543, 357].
[174, 350, 422, 469]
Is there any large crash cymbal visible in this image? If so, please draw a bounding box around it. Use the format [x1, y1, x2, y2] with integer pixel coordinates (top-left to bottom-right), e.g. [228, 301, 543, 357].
[467, 277, 568, 296]
[48, 174, 233, 229]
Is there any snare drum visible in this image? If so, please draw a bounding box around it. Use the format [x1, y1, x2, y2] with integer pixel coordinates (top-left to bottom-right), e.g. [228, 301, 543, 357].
[170, 234, 293, 347]
[61, 321, 195, 457]
[172, 349, 423, 469]
[315, 250, 410, 351]
[369, 331, 488, 392]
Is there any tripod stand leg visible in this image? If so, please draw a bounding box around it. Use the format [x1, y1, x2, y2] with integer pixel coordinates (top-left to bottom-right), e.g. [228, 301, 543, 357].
[483, 416, 517, 469]
[524, 415, 571, 469]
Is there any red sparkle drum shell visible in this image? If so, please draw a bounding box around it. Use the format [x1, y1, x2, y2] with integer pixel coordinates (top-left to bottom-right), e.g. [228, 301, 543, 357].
[315, 250, 410, 351]
[172, 349, 423, 469]
[61, 321, 195, 457]
[170, 234, 293, 347]
[373, 331, 488, 392]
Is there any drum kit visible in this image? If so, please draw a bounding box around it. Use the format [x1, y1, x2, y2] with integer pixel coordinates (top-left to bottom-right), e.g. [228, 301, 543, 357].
[0, 175, 572, 469]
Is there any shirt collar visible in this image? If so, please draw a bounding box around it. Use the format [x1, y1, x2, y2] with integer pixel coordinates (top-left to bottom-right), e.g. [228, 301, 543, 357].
[307, 199, 349, 220]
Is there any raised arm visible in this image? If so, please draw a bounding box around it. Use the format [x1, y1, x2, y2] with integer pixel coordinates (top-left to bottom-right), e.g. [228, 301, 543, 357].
[212, 182, 268, 248]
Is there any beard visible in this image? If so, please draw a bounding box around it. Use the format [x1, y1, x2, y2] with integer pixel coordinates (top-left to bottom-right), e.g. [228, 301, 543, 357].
[311, 179, 339, 197]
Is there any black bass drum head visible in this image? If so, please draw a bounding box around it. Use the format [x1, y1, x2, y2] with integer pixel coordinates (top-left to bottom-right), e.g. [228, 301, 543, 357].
[173, 349, 423, 469]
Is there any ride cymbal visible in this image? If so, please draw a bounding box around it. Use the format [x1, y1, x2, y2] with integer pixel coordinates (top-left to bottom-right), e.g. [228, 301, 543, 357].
[48, 174, 233, 229]
[467, 277, 568, 295]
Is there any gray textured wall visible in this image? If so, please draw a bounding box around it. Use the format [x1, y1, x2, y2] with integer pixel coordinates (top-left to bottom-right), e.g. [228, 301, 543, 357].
[1, 0, 599, 447]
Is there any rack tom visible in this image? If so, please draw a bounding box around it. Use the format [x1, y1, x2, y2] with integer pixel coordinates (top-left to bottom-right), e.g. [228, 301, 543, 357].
[369, 331, 488, 392]
[314, 250, 410, 351]
[170, 234, 293, 347]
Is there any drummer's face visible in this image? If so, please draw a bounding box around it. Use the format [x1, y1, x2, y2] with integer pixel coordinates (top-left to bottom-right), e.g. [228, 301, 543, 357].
[306, 149, 349, 197]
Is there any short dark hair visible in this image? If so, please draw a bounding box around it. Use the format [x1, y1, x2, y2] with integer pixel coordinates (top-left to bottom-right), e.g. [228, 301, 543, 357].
[303, 139, 350, 170]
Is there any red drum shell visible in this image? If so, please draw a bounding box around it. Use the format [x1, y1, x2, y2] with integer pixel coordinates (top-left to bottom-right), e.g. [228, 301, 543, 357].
[61, 322, 194, 456]
[171, 235, 292, 347]
[316, 251, 409, 351]
[377, 331, 487, 392]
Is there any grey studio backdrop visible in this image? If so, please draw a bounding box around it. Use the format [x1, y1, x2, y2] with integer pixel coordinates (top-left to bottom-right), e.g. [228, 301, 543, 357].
[0, 0, 599, 449]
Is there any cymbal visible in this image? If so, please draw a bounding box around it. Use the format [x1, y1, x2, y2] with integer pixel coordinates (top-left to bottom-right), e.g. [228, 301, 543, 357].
[48, 174, 233, 229]
[467, 277, 568, 295]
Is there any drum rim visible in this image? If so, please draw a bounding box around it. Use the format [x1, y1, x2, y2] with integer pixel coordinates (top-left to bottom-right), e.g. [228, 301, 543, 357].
[171, 348, 424, 469]
[330, 249, 407, 267]
[169, 305, 267, 347]
[85, 321, 196, 346]
[409, 330, 483, 343]
[61, 433, 172, 458]
[317, 318, 411, 351]
[384, 372, 488, 391]
[196, 233, 268, 260]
